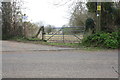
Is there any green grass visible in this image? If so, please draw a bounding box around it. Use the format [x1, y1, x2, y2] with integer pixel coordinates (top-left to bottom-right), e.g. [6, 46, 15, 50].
[47, 42, 81, 47]
[40, 42, 110, 51]
[9, 36, 27, 42]
[9, 36, 46, 42]
[8, 36, 112, 51]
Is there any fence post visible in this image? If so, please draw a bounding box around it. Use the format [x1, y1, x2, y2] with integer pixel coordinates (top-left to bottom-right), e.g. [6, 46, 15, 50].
[62, 27, 65, 43]
[42, 26, 45, 40]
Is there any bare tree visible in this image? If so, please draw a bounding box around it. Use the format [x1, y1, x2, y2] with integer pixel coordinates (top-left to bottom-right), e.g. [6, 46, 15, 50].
[69, 2, 88, 27]
[45, 25, 55, 34]
[1, 0, 25, 39]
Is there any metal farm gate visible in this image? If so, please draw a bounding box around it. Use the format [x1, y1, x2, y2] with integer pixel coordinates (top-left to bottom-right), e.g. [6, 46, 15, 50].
[44, 27, 85, 43]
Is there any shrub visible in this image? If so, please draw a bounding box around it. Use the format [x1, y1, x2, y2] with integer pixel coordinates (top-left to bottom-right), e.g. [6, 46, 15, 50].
[82, 31, 119, 49]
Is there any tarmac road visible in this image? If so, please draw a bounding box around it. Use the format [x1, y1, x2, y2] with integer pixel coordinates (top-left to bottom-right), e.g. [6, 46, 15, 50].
[2, 41, 118, 78]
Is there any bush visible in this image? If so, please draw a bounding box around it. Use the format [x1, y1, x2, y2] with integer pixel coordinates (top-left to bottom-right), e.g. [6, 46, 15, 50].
[82, 31, 120, 49]
[85, 18, 95, 29]
[27, 37, 42, 41]
[27, 37, 47, 42]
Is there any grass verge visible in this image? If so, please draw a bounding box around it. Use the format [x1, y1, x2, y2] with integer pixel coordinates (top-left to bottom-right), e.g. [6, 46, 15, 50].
[8, 36, 112, 51]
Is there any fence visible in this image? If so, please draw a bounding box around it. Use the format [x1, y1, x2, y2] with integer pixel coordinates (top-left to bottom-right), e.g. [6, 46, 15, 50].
[44, 26, 85, 43]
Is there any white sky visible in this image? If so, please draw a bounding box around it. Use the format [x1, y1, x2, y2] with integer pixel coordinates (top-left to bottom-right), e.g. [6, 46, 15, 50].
[22, 0, 71, 27]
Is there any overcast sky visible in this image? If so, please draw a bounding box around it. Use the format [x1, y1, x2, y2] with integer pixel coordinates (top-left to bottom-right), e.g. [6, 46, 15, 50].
[22, 0, 72, 27]
[1, 0, 117, 26]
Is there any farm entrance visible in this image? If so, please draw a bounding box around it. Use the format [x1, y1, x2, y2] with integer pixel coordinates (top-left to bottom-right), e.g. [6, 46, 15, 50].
[44, 27, 85, 43]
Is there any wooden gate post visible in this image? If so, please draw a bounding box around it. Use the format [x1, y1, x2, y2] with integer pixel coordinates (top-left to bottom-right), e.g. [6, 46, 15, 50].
[41, 26, 45, 40]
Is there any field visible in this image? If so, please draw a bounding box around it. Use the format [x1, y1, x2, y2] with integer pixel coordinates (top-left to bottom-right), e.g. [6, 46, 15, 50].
[44, 34, 83, 43]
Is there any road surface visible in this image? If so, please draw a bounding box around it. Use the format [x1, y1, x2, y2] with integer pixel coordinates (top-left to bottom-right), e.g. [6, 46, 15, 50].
[2, 41, 118, 78]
